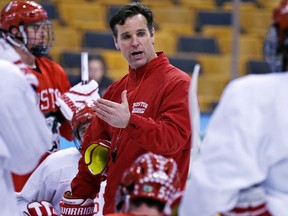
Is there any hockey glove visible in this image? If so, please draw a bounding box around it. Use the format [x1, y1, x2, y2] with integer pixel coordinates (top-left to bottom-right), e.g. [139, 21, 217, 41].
[56, 80, 100, 121]
[84, 139, 110, 176]
[60, 191, 94, 216]
[23, 201, 58, 216]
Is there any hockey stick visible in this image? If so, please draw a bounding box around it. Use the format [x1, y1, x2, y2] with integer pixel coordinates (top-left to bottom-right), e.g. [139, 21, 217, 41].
[81, 52, 89, 85]
[189, 64, 202, 160]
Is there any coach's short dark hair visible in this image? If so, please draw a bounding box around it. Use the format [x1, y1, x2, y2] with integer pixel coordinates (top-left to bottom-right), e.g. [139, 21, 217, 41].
[109, 2, 154, 38]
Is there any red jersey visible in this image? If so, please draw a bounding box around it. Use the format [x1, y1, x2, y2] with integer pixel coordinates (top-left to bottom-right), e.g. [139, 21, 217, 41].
[34, 57, 70, 113]
[71, 52, 192, 214]
[12, 56, 72, 192]
[33, 57, 72, 140]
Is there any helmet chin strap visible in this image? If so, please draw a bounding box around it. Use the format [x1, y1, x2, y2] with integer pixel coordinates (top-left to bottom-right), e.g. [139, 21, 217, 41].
[6, 24, 30, 54]
[19, 25, 28, 44]
[124, 194, 130, 213]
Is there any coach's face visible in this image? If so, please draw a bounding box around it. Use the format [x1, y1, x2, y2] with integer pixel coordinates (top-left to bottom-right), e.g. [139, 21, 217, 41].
[113, 14, 157, 69]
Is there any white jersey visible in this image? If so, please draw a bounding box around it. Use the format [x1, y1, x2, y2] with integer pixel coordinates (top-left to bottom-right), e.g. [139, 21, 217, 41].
[0, 38, 38, 87]
[16, 147, 106, 216]
[179, 73, 288, 216]
[0, 60, 51, 215]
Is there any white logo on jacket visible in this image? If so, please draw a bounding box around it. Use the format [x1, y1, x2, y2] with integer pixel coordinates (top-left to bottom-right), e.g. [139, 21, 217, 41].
[132, 102, 148, 114]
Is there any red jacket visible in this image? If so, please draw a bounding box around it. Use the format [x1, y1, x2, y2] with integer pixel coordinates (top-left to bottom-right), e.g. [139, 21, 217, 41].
[71, 52, 192, 214]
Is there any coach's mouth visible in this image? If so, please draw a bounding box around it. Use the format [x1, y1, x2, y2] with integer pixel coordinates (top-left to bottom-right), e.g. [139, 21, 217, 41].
[131, 51, 143, 59]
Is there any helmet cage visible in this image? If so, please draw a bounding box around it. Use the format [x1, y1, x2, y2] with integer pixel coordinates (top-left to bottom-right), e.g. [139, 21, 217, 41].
[72, 121, 90, 150]
[23, 20, 54, 56]
[71, 102, 96, 150]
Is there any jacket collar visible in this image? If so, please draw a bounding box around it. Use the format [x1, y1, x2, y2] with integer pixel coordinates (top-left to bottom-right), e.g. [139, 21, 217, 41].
[128, 52, 168, 81]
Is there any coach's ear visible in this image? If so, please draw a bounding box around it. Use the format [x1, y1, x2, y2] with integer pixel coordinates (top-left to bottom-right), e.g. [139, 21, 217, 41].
[114, 37, 120, 50]
[151, 27, 155, 45]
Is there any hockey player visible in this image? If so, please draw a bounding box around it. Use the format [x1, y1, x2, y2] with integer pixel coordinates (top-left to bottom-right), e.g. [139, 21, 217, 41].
[104, 152, 181, 216]
[178, 72, 288, 215]
[0, 0, 71, 191]
[17, 101, 108, 216]
[0, 60, 52, 215]
[0, 0, 100, 191]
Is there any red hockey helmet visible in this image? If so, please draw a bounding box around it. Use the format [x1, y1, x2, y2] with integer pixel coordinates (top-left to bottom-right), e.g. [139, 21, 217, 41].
[273, 0, 288, 23]
[0, 1, 47, 31]
[0, 1, 54, 56]
[71, 101, 96, 150]
[276, 5, 288, 44]
[116, 152, 181, 213]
